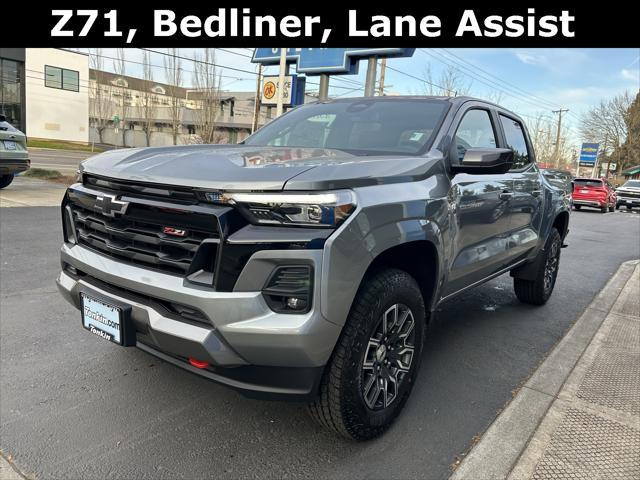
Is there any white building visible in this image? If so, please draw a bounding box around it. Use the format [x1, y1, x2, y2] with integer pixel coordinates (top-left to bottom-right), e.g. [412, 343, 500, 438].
[0, 48, 89, 143]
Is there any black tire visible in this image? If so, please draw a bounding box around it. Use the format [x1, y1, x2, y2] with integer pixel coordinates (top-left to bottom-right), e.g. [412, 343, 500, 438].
[627, 206, 633, 210]
[0, 174, 14, 189]
[574, 205, 581, 211]
[600, 206, 607, 213]
[616, 204, 620, 210]
[609, 204, 615, 212]
[308, 269, 425, 440]
[514, 228, 562, 306]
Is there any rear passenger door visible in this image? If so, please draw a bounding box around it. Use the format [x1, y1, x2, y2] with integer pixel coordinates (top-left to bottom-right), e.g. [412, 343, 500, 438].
[443, 105, 515, 297]
[498, 113, 543, 263]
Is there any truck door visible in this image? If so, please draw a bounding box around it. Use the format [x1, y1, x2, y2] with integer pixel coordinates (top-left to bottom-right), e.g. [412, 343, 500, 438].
[498, 113, 543, 264]
[442, 106, 515, 297]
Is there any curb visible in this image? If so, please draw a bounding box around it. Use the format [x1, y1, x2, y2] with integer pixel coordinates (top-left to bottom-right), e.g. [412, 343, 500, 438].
[449, 259, 640, 480]
[0, 453, 28, 480]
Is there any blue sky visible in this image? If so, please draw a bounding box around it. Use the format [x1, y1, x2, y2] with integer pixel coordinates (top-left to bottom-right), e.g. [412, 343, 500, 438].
[77, 47, 639, 145]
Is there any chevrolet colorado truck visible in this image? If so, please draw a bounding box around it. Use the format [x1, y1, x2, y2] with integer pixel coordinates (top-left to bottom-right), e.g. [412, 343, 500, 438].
[57, 96, 570, 440]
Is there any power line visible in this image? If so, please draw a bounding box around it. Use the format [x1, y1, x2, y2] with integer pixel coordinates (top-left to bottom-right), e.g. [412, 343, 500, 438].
[383, 64, 454, 95]
[438, 48, 563, 111]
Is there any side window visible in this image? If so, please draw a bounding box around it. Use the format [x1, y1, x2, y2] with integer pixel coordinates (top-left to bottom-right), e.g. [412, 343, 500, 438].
[455, 109, 497, 161]
[499, 115, 531, 170]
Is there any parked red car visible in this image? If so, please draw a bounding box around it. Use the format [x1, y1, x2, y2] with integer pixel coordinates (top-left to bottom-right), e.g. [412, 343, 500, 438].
[572, 178, 617, 213]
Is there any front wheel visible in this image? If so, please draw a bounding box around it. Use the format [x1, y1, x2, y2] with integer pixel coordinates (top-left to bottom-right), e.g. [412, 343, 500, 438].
[514, 228, 562, 305]
[573, 205, 581, 211]
[609, 204, 615, 212]
[308, 269, 425, 440]
[0, 174, 14, 189]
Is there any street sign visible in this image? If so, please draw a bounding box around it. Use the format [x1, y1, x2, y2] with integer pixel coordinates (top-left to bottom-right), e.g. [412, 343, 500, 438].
[578, 142, 599, 166]
[261, 75, 305, 106]
[252, 48, 415, 75]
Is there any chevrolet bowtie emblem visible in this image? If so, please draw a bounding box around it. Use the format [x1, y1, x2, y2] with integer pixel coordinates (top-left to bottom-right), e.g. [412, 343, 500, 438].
[95, 194, 129, 217]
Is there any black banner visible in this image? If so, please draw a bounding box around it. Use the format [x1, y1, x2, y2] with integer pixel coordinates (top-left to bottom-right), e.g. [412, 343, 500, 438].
[2, 3, 638, 47]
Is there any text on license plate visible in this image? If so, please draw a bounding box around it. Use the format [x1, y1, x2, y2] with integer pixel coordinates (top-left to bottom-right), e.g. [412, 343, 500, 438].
[81, 294, 122, 344]
[3, 140, 16, 150]
[580, 189, 589, 193]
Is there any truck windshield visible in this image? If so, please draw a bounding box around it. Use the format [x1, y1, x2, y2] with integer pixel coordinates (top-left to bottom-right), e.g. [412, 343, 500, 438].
[244, 99, 449, 156]
[622, 180, 640, 188]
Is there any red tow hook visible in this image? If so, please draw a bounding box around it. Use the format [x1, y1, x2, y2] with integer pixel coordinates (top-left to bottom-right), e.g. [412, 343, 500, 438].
[188, 358, 210, 369]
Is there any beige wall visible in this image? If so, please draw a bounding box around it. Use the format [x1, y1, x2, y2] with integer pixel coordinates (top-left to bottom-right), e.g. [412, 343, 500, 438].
[25, 49, 89, 143]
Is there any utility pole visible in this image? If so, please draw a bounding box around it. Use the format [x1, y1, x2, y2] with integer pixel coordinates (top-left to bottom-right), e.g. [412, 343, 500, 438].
[251, 63, 262, 133]
[276, 48, 287, 118]
[552, 108, 569, 168]
[378, 58, 387, 96]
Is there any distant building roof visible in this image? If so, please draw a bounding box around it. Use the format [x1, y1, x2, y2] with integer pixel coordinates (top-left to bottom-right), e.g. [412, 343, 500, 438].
[621, 165, 640, 176]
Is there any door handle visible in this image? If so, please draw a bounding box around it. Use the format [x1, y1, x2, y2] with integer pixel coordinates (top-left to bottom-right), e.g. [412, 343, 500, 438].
[499, 191, 514, 201]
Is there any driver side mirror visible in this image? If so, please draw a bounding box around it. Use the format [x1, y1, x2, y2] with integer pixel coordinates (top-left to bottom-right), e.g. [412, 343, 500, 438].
[451, 148, 514, 175]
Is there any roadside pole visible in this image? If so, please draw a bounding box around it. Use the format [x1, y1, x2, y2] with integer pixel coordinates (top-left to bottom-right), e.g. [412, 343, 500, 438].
[552, 108, 569, 168]
[592, 133, 608, 178]
[364, 57, 377, 96]
[251, 63, 262, 133]
[378, 58, 387, 96]
[318, 74, 330, 101]
[276, 49, 287, 117]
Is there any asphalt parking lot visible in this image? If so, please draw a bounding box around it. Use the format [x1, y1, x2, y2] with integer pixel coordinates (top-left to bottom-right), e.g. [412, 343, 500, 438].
[1, 194, 639, 479]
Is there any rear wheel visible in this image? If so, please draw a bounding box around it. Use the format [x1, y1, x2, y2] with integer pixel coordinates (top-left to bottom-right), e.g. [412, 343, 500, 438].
[574, 205, 581, 211]
[514, 228, 562, 305]
[308, 269, 425, 440]
[0, 174, 14, 189]
[627, 205, 633, 210]
[601, 205, 607, 213]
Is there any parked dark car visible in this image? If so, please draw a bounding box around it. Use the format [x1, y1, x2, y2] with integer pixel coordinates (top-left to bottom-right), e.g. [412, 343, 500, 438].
[572, 177, 616, 213]
[0, 114, 30, 188]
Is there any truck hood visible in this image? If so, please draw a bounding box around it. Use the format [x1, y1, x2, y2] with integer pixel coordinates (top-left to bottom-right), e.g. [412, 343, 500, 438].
[80, 144, 441, 191]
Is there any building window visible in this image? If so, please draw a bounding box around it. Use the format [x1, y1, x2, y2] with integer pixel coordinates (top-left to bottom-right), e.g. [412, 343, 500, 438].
[45, 65, 79, 92]
[0, 58, 24, 131]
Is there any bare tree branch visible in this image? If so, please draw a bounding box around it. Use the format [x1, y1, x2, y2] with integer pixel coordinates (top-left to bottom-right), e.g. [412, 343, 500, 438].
[163, 48, 183, 145]
[191, 48, 222, 144]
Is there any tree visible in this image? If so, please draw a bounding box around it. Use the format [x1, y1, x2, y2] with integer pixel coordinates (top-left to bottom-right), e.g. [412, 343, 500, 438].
[528, 113, 573, 169]
[163, 48, 183, 145]
[140, 51, 156, 147]
[421, 64, 471, 97]
[112, 48, 130, 147]
[579, 91, 633, 169]
[191, 48, 222, 144]
[612, 91, 640, 171]
[88, 48, 113, 144]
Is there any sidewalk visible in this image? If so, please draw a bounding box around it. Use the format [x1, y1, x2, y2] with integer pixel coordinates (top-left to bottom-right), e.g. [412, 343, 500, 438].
[451, 260, 640, 480]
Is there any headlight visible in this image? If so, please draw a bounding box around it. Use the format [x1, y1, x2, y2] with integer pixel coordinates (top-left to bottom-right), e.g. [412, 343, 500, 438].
[207, 190, 357, 228]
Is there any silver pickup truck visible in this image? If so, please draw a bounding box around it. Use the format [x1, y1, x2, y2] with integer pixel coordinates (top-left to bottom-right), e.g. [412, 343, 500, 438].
[57, 96, 570, 439]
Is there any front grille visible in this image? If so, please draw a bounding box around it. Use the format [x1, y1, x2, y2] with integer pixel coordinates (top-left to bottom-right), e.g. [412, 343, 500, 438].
[66, 185, 222, 276]
[618, 191, 640, 199]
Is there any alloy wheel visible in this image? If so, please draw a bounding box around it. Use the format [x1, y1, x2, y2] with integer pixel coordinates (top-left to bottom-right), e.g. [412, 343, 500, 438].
[361, 304, 416, 410]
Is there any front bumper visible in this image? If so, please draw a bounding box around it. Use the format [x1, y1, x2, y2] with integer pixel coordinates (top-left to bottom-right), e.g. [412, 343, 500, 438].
[57, 243, 341, 399]
[617, 196, 640, 207]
